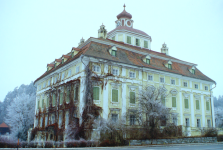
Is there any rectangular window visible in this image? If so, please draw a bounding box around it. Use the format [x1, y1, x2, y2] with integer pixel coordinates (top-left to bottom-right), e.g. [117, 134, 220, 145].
[148, 75, 153, 81]
[40, 117, 43, 127]
[172, 97, 176, 108]
[183, 82, 188, 87]
[112, 114, 118, 123]
[66, 89, 70, 103]
[112, 89, 118, 102]
[161, 95, 165, 106]
[171, 79, 175, 85]
[93, 87, 99, 100]
[54, 76, 57, 83]
[112, 68, 118, 76]
[206, 101, 210, 110]
[65, 112, 69, 128]
[112, 36, 115, 40]
[43, 82, 46, 88]
[186, 118, 190, 127]
[146, 58, 150, 64]
[76, 66, 80, 73]
[59, 113, 62, 128]
[130, 115, 136, 125]
[68, 69, 72, 77]
[207, 119, 211, 127]
[129, 72, 135, 78]
[60, 92, 63, 105]
[45, 116, 48, 127]
[51, 115, 55, 124]
[61, 73, 65, 80]
[192, 69, 195, 74]
[48, 80, 51, 86]
[42, 99, 44, 108]
[74, 86, 79, 101]
[184, 99, 189, 109]
[136, 38, 140, 46]
[47, 97, 49, 107]
[127, 36, 131, 44]
[130, 92, 135, 104]
[205, 86, 208, 91]
[195, 84, 198, 89]
[173, 117, 177, 126]
[144, 41, 148, 48]
[197, 119, 201, 128]
[52, 94, 56, 106]
[160, 77, 164, 83]
[111, 50, 117, 56]
[38, 100, 40, 109]
[93, 66, 100, 72]
[168, 64, 172, 69]
[196, 100, 200, 110]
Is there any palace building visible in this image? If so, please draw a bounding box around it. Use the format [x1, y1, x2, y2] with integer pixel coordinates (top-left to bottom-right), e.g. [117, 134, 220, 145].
[33, 5, 216, 141]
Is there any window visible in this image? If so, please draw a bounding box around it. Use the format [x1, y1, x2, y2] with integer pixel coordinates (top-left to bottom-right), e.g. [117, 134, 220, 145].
[183, 82, 188, 87]
[144, 41, 148, 48]
[42, 99, 44, 108]
[171, 79, 175, 85]
[112, 68, 118, 76]
[68, 69, 72, 77]
[60, 92, 63, 105]
[168, 64, 172, 69]
[160, 116, 166, 126]
[43, 82, 46, 88]
[206, 101, 210, 111]
[48, 80, 51, 86]
[52, 94, 56, 106]
[112, 114, 118, 123]
[61, 73, 65, 80]
[65, 112, 69, 128]
[205, 86, 208, 91]
[173, 117, 177, 126]
[93, 87, 99, 100]
[129, 72, 135, 78]
[186, 118, 190, 127]
[76, 66, 80, 73]
[184, 99, 189, 109]
[74, 86, 79, 101]
[192, 69, 195, 74]
[196, 100, 200, 110]
[51, 115, 55, 124]
[54, 76, 57, 83]
[111, 50, 117, 56]
[197, 119, 201, 128]
[136, 38, 140, 46]
[93, 65, 100, 72]
[112, 89, 118, 102]
[146, 58, 150, 64]
[127, 36, 131, 44]
[160, 77, 164, 83]
[172, 97, 176, 108]
[161, 95, 165, 106]
[195, 84, 198, 89]
[148, 75, 153, 81]
[59, 113, 62, 127]
[130, 115, 136, 125]
[207, 119, 211, 127]
[112, 36, 115, 40]
[46, 97, 49, 107]
[40, 117, 43, 127]
[130, 92, 135, 104]
[66, 89, 70, 103]
[45, 116, 48, 127]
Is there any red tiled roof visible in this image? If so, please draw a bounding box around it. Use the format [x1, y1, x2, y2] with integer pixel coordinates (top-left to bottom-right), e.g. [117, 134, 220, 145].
[47, 64, 54, 67]
[108, 26, 150, 37]
[55, 59, 62, 62]
[63, 55, 70, 59]
[117, 9, 132, 19]
[72, 47, 80, 51]
[0, 122, 9, 128]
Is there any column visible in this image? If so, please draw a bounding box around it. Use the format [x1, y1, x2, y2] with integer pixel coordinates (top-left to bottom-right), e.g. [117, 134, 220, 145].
[121, 83, 126, 122]
[190, 93, 195, 127]
[201, 94, 205, 127]
[211, 95, 215, 127]
[179, 91, 183, 125]
[79, 77, 85, 124]
[103, 79, 109, 120]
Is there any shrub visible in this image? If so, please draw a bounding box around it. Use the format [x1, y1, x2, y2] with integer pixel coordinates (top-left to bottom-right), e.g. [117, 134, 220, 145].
[66, 140, 78, 148]
[28, 141, 37, 148]
[202, 128, 218, 137]
[44, 141, 54, 148]
[217, 135, 223, 141]
[79, 139, 87, 147]
[99, 139, 117, 147]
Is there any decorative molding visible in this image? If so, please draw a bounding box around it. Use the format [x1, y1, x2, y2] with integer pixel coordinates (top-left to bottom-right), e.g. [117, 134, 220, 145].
[205, 96, 210, 101]
[195, 114, 202, 117]
[206, 115, 211, 118]
[184, 114, 191, 116]
[194, 94, 200, 99]
[110, 82, 121, 89]
[128, 85, 138, 91]
[183, 93, 190, 98]
[170, 89, 178, 96]
[110, 108, 120, 111]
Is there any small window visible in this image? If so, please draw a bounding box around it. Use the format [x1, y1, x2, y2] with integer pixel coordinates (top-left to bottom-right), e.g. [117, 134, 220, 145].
[112, 89, 118, 102]
[192, 69, 195, 74]
[195, 84, 198, 89]
[66, 89, 70, 103]
[48, 80, 51, 86]
[74, 86, 79, 101]
[65, 112, 69, 128]
[112, 68, 118, 76]
[172, 97, 176, 108]
[136, 38, 140, 46]
[62, 58, 64, 64]
[93, 87, 99, 100]
[127, 36, 131, 44]
[173, 117, 177, 126]
[205, 86, 208, 91]
[60, 92, 63, 105]
[40, 117, 43, 127]
[52, 94, 56, 106]
[46, 97, 49, 107]
[42, 99, 44, 108]
[112, 36, 115, 40]
[130, 92, 136, 104]
[207, 119, 211, 127]
[160, 77, 164, 83]
[59, 113, 62, 128]
[197, 119, 201, 128]
[206, 101, 210, 110]
[184, 99, 189, 109]
[61, 73, 65, 80]
[148, 75, 153, 81]
[130, 115, 136, 125]
[146, 58, 150, 64]
[144, 41, 148, 48]
[54, 76, 57, 83]
[43, 82, 46, 88]
[168, 64, 172, 69]
[129, 72, 135, 78]
[111, 50, 117, 56]
[93, 65, 100, 72]
[186, 118, 190, 127]
[196, 100, 200, 110]
[45, 116, 48, 127]
[68, 69, 72, 77]
[76, 66, 80, 73]
[183, 82, 188, 87]
[51, 115, 55, 124]
[112, 114, 118, 123]
[171, 79, 175, 85]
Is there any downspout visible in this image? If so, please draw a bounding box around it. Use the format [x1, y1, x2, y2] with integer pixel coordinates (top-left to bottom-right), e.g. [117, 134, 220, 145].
[210, 83, 216, 127]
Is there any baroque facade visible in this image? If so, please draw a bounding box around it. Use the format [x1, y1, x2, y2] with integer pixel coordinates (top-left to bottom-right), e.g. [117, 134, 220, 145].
[33, 6, 216, 141]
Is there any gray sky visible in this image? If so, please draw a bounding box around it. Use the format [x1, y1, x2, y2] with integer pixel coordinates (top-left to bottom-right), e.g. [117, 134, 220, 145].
[0, 0, 222, 102]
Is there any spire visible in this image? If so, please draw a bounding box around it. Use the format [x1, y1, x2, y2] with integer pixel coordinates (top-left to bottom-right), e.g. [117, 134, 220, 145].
[161, 43, 169, 55]
[98, 24, 107, 39]
[123, 4, 126, 10]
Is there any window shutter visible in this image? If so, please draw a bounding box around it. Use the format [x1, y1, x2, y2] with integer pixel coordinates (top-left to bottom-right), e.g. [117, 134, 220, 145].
[93, 87, 99, 100]
[185, 99, 189, 109]
[130, 92, 135, 104]
[206, 101, 210, 110]
[66, 90, 70, 103]
[112, 89, 118, 102]
[196, 100, 200, 110]
[172, 97, 176, 107]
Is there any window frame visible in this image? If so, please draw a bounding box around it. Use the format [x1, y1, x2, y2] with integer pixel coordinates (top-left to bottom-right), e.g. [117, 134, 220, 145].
[112, 88, 119, 102]
[186, 118, 190, 127]
[135, 38, 140, 46]
[148, 74, 153, 81]
[195, 84, 198, 89]
[112, 114, 118, 123]
[129, 71, 136, 78]
[168, 64, 172, 69]
[184, 98, 189, 109]
[111, 50, 117, 56]
[127, 36, 131, 44]
[93, 65, 100, 72]
[68, 69, 72, 77]
[76, 66, 80, 73]
[146, 58, 150, 64]
[196, 100, 200, 110]
[160, 77, 165, 83]
[205, 86, 208, 91]
[130, 91, 136, 104]
[183, 82, 188, 87]
[207, 119, 211, 127]
[144, 40, 148, 48]
[112, 68, 119, 76]
[172, 96, 177, 108]
[93, 86, 100, 101]
[192, 69, 195, 74]
[130, 115, 136, 125]
[173, 117, 177, 126]
[171, 79, 175, 85]
[197, 119, 201, 128]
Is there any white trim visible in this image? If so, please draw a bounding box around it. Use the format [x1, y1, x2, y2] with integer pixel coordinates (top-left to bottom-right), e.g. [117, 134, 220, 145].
[122, 83, 127, 123]
[179, 91, 183, 125]
[190, 93, 195, 127]
[103, 80, 109, 119]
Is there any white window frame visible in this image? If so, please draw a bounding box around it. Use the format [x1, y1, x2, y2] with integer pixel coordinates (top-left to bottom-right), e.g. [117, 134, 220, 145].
[186, 118, 190, 127]
[195, 84, 198, 89]
[129, 71, 135, 78]
[171, 79, 175, 85]
[68, 69, 72, 77]
[93, 65, 100, 72]
[183, 82, 188, 87]
[144, 40, 148, 48]
[111, 88, 119, 103]
[76, 66, 80, 73]
[48, 79, 51, 86]
[61, 73, 65, 80]
[160, 77, 165, 83]
[112, 68, 119, 76]
[205, 86, 208, 91]
[135, 38, 140, 46]
[112, 114, 118, 123]
[148, 74, 153, 81]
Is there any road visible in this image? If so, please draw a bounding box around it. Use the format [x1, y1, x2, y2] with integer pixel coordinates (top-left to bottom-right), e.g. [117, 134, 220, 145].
[2, 143, 223, 150]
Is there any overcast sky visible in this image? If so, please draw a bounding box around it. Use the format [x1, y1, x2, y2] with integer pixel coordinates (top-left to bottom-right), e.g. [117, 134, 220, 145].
[0, 0, 222, 101]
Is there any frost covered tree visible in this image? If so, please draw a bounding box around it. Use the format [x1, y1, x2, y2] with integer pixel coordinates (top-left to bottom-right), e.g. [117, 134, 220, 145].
[5, 93, 36, 141]
[215, 107, 223, 128]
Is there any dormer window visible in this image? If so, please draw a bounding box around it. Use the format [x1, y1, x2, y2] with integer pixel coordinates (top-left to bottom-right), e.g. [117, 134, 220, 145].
[146, 58, 150, 64]
[62, 58, 64, 64]
[168, 64, 172, 69]
[112, 50, 117, 56]
[109, 46, 117, 57]
[143, 55, 151, 65]
[144, 40, 148, 48]
[189, 66, 196, 74]
[127, 36, 131, 44]
[192, 69, 195, 74]
[165, 60, 172, 69]
[136, 38, 140, 46]
[112, 36, 115, 40]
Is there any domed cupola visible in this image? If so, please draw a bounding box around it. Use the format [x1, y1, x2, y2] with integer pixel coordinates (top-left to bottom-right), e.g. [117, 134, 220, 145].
[117, 4, 132, 19]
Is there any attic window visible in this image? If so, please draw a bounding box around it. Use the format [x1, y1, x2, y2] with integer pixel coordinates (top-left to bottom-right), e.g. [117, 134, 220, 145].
[165, 60, 172, 69]
[136, 38, 140, 46]
[62, 58, 64, 64]
[127, 36, 131, 44]
[109, 46, 117, 57]
[192, 69, 195, 74]
[146, 58, 150, 64]
[144, 55, 151, 65]
[168, 64, 172, 69]
[112, 50, 116, 56]
[144, 41, 148, 48]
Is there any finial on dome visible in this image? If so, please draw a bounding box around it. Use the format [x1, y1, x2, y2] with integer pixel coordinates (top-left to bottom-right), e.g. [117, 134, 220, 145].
[123, 4, 126, 10]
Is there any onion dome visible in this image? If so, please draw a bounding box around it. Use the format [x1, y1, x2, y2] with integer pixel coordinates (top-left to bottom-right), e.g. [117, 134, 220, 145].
[117, 4, 132, 19]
